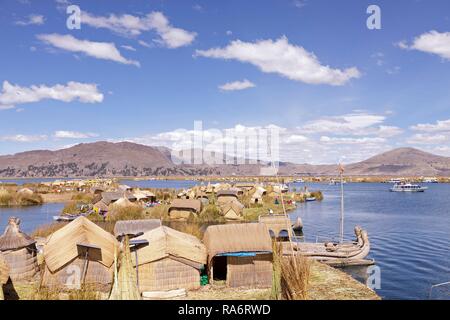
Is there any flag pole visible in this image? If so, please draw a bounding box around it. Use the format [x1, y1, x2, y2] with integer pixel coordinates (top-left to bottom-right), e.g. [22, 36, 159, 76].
[339, 163, 345, 243]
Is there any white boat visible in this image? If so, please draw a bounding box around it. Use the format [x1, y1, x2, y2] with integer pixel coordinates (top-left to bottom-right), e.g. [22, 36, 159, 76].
[390, 183, 427, 192]
[422, 177, 438, 183]
[385, 178, 403, 184]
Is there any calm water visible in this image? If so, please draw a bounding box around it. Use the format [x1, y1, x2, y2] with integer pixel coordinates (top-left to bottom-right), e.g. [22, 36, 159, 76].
[0, 179, 448, 299]
[0, 203, 64, 233]
[290, 182, 450, 300]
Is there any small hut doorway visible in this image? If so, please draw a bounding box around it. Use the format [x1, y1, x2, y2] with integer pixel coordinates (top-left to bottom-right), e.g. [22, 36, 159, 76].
[212, 256, 227, 281]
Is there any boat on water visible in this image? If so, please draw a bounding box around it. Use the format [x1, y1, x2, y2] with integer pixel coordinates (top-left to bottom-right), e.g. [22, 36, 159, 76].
[329, 179, 346, 185]
[305, 196, 316, 202]
[385, 178, 403, 184]
[390, 183, 427, 192]
[422, 177, 438, 183]
[53, 213, 88, 222]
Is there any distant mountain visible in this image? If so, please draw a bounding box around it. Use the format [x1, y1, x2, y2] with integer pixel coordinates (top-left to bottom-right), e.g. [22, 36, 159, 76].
[0, 142, 449, 177]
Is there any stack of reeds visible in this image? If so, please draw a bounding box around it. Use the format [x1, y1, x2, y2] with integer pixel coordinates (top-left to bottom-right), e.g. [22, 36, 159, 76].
[109, 237, 141, 300]
[280, 255, 311, 300]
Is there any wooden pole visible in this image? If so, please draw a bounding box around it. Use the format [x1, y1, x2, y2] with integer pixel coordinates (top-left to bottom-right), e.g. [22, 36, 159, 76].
[339, 165, 344, 243]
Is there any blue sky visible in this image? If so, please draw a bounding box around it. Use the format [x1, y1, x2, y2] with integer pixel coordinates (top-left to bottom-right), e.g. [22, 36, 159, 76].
[1, 0, 450, 164]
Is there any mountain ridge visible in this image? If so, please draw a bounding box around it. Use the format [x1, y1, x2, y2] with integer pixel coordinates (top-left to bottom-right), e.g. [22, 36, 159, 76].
[1, 142, 449, 177]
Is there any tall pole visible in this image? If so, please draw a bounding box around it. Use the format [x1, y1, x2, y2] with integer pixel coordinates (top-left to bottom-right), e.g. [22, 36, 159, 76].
[339, 164, 344, 243]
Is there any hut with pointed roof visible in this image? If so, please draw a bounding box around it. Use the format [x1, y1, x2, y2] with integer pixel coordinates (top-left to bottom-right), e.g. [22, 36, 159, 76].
[133, 226, 207, 293]
[216, 190, 239, 205]
[168, 199, 202, 220]
[41, 217, 119, 292]
[0, 217, 39, 283]
[203, 223, 273, 288]
[219, 200, 245, 221]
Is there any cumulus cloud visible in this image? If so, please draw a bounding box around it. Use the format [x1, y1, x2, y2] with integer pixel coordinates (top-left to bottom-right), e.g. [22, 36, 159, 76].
[410, 119, 450, 132]
[0, 134, 47, 142]
[195, 36, 360, 85]
[407, 133, 448, 145]
[54, 131, 99, 139]
[121, 45, 136, 51]
[219, 79, 255, 91]
[301, 113, 385, 134]
[15, 14, 45, 26]
[0, 81, 103, 110]
[37, 34, 140, 66]
[81, 11, 196, 48]
[320, 136, 386, 144]
[399, 30, 450, 60]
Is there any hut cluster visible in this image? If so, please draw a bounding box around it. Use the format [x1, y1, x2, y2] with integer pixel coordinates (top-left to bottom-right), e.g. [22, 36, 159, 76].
[0, 214, 276, 300]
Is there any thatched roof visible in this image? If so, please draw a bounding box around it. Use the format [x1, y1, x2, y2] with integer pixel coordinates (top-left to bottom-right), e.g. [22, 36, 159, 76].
[203, 223, 272, 262]
[133, 190, 155, 201]
[169, 199, 201, 213]
[134, 226, 206, 267]
[17, 187, 34, 195]
[0, 252, 9, 284]
[44, 217, 119, 273]
[94, 200, 109, 212]
[109, 196, 135, 209]
[101, 191, 136, 205]
[217, 190, 239, 197]
[114, 219, 161, 237]
[0, 217, 36, 251]
[219, 200, 244, 215]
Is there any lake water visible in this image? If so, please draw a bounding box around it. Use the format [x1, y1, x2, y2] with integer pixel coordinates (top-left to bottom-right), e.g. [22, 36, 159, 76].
[0, 180, 448, 300]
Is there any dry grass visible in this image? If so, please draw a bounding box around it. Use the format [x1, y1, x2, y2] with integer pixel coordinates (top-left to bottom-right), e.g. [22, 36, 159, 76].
[106, 206, 145, 222]
[0, 189, 43, 206]
[280, 255, 311, 300]
[185, 284, 271, 300]
[31, 222, 66, 238]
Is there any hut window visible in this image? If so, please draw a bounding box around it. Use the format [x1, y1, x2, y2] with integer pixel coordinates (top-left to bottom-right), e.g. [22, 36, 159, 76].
[212, 256, 227, 281]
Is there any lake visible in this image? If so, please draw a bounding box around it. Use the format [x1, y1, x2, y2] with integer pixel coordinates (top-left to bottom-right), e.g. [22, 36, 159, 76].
[0, 180, 448, 300]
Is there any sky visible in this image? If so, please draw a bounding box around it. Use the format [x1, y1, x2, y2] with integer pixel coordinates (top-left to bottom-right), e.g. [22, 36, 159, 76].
[1, 0, 450, 164]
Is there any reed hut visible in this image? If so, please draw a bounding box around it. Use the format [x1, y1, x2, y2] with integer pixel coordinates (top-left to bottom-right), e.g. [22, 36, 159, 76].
[168, 199, 202, 220]
[133, 226, 207, 292]
[216, 190, 239, 204]
[203, 223, 273, 288]
[0, 252, 9, 285]
[0, 217, 39, 283]
[258, 215, 293, 239]
[219, 200, 245, 221]
[42, 217, 119, 292]
[114, 219, 161, 238]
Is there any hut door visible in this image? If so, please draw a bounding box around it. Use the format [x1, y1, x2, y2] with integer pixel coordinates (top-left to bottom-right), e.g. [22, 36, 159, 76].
[212, 256, 227, 281]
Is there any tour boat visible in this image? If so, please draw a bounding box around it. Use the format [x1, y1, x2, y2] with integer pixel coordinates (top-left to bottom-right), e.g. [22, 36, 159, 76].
[390, 183, 427, 192]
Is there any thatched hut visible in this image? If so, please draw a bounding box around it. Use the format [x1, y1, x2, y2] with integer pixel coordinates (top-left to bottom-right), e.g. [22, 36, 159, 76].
[219, 200, 245, 220]
[216, 190, 239, 204]
[203, 223, 273, 288]
[258, 215, 293, 239]
[168, 199, 202, 220]
[0, 252, 9, 285]
[42, 217, 119, 292]
[133, 226, 207, 292]
[114, 219, 161, 238]
[0, 217, 39, 283]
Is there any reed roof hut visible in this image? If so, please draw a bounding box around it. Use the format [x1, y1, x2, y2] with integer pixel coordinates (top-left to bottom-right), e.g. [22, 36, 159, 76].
[216, 190, 239, 204]
[0, 252, 9, 285]
[133, 226, 207, 292]
[0, 217, 39, 283]
[258, 215, 293, 239]
[113, 219, 161, 238]
[42, 217, 119, 292]
[168, 199, 202, 220]
[219, 200, 245, 221]
[203, 223, 273, 288]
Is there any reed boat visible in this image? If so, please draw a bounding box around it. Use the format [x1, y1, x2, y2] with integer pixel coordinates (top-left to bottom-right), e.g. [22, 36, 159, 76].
[282, 226, 373, 266]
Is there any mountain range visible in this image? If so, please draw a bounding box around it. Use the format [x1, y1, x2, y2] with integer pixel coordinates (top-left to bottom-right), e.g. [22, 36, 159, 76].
[0, 141, 449, 177]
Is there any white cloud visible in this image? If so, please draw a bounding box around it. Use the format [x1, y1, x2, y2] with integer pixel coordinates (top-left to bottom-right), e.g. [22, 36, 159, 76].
[320, 136, 385, 144]
[301, 113, 386, 134]
[37, 34, 140, 67]
[411, 119, 450, 132]
[285, 134, 308, 144]
[81, 11, 196, 48]
[0, 134, 47, 142]
[15, 14, 45, 26]
[121, 45, 136, 51]
[195, 36, 360, 85]
[218, 79, 255, 91]
[138, 40, 152, 48]
[54, 131, 99, 139]
[0, 81, 103, 110]
[399, 30, 450, 60]
[407, 133, 448, 145]
[293, 0, 307, 9]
